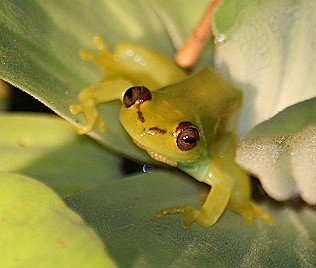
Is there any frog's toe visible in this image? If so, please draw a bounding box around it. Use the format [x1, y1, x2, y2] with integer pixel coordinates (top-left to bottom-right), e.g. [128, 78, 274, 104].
[156, 206, 217, 229]
[80, 49, 94, 61]
[69, 104, 82, 115]
[156, 206, 196, 229]
[72, 124, 93, 135]
[230, 201, 274, 226]
[93, 36, 107, 51]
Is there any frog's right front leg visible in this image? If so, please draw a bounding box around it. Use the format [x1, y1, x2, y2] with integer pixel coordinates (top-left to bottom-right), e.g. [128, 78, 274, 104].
[70, 79, 132, 134]
[156, 164, 232, 229]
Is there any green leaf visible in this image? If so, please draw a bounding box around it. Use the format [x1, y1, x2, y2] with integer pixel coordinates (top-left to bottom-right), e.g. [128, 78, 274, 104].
[66, 170, 316, 267]
[0, 172, 116, 267]
[237, 97, 316, 205]
[213, 0, 316, 135]
[139, 0, 211, 46]
[0, 0, 209, 163]
[0, 113, 122, 196]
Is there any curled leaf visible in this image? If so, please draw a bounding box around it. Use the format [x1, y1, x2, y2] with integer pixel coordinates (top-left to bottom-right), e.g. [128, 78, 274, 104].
[213, 0, 316, 134]
[236, 98, 316, 204]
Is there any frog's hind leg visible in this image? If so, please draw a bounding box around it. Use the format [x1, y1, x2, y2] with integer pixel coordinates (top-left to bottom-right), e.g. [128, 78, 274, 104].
[80, 36, 111, 65]
[80, 36, 129, 77]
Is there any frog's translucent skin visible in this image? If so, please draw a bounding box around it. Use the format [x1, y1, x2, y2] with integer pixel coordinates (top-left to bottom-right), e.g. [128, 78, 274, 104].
[70, 37, 273, 229]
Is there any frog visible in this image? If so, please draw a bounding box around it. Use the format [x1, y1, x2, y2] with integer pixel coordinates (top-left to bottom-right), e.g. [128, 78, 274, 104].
[69, 36, 273, 229]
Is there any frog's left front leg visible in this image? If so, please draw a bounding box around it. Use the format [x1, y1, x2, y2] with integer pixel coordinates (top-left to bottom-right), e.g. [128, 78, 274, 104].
[226, 163, 274, 226]
[70, 79, 132, 134]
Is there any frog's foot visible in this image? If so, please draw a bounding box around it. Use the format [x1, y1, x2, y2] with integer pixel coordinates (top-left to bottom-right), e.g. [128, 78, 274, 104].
[69, 101, 105, 135]
[71, 117, 105, 135]
[156, 206, 219, 229]
[229, 201, 274, 226]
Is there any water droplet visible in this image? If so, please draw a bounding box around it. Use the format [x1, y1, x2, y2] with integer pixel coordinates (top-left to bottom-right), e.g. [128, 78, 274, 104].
[214, 34, 226, 46]
[143, 165, 154, 173]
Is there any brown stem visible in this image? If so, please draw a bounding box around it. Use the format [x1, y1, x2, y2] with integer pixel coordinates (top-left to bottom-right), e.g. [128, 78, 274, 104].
[175, 0, 222, 68]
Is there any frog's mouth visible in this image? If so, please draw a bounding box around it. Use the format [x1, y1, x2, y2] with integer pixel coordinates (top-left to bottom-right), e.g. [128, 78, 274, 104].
[132, 138, 177, 167]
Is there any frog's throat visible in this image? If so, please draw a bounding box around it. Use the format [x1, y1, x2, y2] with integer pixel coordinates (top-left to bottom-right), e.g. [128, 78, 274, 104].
[132, 138, 177, 167]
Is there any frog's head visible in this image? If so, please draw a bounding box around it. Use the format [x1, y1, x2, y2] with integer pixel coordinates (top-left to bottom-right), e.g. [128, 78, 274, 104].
[119, 85, 209, 167]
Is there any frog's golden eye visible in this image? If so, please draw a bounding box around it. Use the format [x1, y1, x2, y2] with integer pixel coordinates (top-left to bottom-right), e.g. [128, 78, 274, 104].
[176, 122, 200, 151]
[123, 86, 152, 108]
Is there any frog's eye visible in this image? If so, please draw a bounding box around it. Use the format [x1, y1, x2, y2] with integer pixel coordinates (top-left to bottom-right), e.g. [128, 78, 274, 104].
[176, 122, 200, 151]
[123, 86, 152, 108]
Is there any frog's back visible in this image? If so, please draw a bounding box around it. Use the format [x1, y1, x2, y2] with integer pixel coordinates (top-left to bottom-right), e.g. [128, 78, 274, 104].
[154, 68, 243, 138]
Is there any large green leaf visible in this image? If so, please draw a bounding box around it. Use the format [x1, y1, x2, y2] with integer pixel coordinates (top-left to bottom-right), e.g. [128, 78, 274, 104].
[1, 0, 316, 266]
[0, 113, 122, 196]
[0, 172, 116, 267]
[66, 170, 316, 267]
